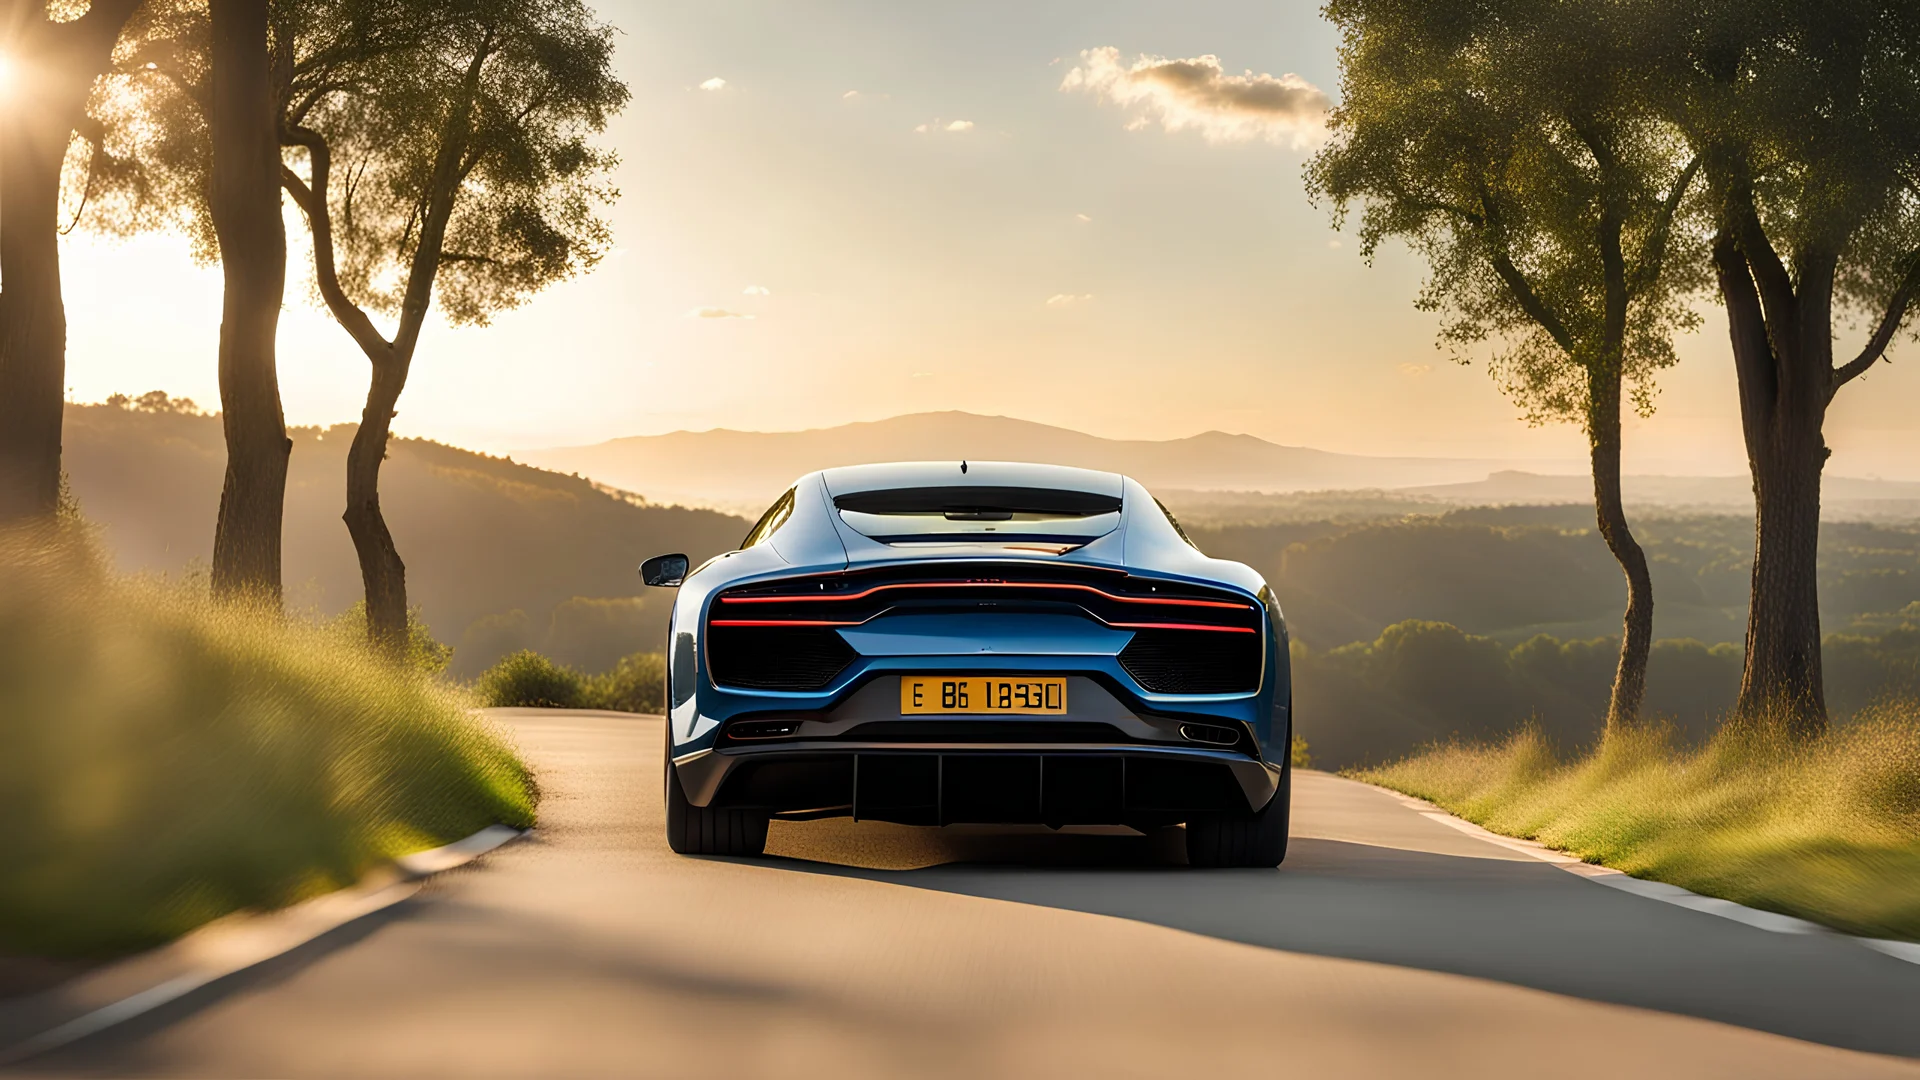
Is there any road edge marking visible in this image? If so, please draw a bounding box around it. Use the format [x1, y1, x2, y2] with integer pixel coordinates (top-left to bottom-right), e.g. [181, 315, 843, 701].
[0, 825, 525, 1066]
[1355, 781, 1920, 965]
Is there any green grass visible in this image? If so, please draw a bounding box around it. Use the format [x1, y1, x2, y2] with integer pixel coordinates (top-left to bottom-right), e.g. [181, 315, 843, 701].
[1354, 708, 1920, 942]
[0, 525, 537, 958]
[475, 648, 665, 713]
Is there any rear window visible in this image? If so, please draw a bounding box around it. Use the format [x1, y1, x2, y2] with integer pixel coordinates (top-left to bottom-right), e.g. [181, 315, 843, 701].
[832, 486, 1121, 547]
[740, 487, 795, 549]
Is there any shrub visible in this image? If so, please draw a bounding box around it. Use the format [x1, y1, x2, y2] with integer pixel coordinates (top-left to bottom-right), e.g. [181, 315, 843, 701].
[585, 651, 666, 713]
[0, 525, 536, 957]
[473, 650, 588, 708]
[473, 649, 666, 713]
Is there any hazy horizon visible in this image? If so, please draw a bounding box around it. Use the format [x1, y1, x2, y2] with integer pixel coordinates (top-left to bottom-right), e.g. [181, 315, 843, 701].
[54, 0, 1920, 479]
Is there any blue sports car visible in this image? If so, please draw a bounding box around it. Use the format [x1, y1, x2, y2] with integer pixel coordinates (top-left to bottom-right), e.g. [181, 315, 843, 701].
[640, 461, 1292, 867]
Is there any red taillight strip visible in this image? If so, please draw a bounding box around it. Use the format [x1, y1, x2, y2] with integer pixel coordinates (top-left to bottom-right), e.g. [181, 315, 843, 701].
[710, 616, 1253, 634]
[719, 580, 1252, 611]
[708, 619, 863, 628]
[1110, 622, 1257, 634]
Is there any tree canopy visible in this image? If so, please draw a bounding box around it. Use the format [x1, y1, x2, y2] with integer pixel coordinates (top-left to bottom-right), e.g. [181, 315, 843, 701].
[79, 0, 624, 327]
[1307, 0, 1704, 432]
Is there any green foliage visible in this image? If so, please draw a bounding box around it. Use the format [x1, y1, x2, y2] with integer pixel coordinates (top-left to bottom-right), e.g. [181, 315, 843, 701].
[285, 0, 628, 327]
[586, 651, 666, 714]
[0, 527, 536, 957]
[1190, 510, 1920, 652]
[473, 648, 666, 714]
[1645, 0, 1920, 332]
[1295, 619, 1917, 769]
[1308, 0, 1704, 431]
[1289, 734, 1313, 770]
[82, 0, 627, 327]
[1357, 706, 1920, 942]
[474, 649, 587, 709]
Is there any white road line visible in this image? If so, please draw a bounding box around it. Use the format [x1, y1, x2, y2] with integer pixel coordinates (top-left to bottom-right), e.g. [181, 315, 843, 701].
[1366, 784, 1920, 964]
[0, 826, 524, 1066]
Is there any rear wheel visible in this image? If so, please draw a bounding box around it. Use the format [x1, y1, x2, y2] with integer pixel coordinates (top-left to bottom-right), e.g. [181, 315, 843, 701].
[664, 722, 769, 856]
[1185, 755, 1290, 868]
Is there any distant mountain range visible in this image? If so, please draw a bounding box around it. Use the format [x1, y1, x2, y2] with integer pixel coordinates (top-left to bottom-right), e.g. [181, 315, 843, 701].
[522, 411, 1920, 518]
[521, 411, 1548, 513]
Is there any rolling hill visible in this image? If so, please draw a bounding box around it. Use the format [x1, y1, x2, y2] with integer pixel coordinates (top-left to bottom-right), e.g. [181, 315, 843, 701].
[62, 401, 749, 676]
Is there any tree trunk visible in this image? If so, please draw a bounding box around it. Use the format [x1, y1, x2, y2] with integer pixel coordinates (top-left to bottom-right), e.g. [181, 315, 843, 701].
[0, 5, 143, 523]
[1741, 425, 1827, 731]
[207, 0, 291, 604]
[1712, 232, 1831, 736]
[1588, 365, 1653, 730]
[0, 114, 70, 523]
[345, 365, 408, 656]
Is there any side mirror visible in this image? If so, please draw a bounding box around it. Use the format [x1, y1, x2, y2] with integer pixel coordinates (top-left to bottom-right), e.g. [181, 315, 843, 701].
[640, 552, 690, 588]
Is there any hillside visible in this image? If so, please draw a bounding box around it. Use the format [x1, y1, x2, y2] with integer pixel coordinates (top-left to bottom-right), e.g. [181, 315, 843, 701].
[63, 401, 749, 676]
[59, 400, 1920, 766]
[521, 411, 1528, 512]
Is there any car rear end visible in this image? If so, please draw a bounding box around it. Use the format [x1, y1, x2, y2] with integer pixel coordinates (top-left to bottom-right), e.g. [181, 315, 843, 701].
[662, 463, 1292, 867]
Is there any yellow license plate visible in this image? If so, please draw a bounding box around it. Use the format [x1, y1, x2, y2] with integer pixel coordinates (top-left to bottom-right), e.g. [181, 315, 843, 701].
[899, 676, 1067, 715]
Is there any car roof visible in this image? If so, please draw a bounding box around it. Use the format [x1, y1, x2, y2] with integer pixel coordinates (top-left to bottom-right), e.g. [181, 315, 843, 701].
[818, 460, 1124, 499]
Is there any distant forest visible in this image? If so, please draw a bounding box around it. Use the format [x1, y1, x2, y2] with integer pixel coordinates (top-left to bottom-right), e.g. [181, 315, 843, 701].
[67, 399, 1920, 765]
[1184, 504, 1920, 765]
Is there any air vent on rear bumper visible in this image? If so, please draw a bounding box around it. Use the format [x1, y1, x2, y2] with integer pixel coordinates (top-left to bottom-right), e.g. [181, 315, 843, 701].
[708, 625, 857, 691]
[1120, 629, 1260, 695]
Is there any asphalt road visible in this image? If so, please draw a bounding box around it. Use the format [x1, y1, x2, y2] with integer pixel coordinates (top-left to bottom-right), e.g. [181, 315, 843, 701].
[15, 710, 1920, 1079]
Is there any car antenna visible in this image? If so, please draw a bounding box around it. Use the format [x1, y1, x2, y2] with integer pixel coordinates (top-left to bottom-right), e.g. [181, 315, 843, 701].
[960, 460, 968, 474]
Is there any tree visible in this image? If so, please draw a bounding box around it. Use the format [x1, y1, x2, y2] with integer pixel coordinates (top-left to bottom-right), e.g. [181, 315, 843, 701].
[1307, 0, 1704, 729]
[79, 0, 620, 632]
[0, 0, 142, 523]
[1648, 0, 1920, 735]
[205, 0, 290, 602]
[277, 0, 624, 653]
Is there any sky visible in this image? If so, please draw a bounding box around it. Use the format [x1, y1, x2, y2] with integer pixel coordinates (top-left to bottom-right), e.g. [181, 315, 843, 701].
[56, 0, 1920, 478]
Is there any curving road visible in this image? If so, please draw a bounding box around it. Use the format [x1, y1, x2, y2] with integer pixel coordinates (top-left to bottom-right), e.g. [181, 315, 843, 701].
[15, 710, 1920, 1079]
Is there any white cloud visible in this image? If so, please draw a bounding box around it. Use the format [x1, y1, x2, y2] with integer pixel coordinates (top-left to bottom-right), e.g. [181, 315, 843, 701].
[945, 120, 974, 132]
[686, 307, 754, 319]
[743, 285, 771, 296]
[1060, 46, 1330, 148]
[1328, 238, 1343, 249]
[915, 118, 974, 134]
[1046, 293, 1095, 307]
[1075, 213, 1093, 223]
[698, 76, 727, 91]
[1398, 362, 1433, 377]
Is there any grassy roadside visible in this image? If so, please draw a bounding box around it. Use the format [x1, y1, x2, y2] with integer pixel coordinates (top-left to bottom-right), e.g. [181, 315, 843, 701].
[0, 527, 537, 958]
[1354, 709, 1920, 942]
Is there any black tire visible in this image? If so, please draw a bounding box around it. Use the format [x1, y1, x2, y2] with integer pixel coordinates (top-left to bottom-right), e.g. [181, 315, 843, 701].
[1185, 754, 1290, 868]
[664, 723, 769, 856]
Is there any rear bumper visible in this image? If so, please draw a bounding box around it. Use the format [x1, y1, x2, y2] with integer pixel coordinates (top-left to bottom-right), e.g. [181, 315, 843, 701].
[673, 742, 1283, 826]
